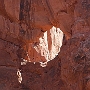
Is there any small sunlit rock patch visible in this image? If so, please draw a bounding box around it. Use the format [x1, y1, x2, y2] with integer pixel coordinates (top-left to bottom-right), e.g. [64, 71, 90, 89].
[17, 69, 22, 83]
[21, 52, 31, 66]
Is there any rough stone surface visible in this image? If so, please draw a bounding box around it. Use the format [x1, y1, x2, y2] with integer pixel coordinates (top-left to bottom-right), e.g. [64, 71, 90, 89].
[0, 0, 90, 90]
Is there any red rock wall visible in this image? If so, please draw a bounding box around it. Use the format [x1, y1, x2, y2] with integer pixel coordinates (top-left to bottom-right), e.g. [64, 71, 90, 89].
[0, 0, 90, 90]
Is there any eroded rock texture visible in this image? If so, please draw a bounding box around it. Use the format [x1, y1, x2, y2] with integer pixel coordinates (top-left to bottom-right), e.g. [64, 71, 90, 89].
[0, 0, 90, 90]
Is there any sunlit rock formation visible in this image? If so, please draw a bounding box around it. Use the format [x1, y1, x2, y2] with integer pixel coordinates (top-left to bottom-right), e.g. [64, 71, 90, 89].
[33, 26, 63, 67]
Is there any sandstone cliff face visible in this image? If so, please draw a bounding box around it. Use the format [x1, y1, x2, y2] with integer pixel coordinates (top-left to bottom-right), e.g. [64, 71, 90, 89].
[0, 0, 90, 90]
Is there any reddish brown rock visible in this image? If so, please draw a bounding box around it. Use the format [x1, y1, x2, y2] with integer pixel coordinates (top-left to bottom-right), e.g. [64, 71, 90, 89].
[0, 0, 90, 90]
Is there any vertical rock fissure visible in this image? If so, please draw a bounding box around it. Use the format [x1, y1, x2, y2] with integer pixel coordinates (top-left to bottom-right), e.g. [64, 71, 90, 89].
[19, 0, 34, 40]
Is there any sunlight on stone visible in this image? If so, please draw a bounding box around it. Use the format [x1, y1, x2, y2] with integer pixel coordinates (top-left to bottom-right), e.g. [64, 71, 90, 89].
[20, 26, 63, 67]
[21, 58, 28, 65]
[34, 26, 63, 67]
[17, 69, 22, 83]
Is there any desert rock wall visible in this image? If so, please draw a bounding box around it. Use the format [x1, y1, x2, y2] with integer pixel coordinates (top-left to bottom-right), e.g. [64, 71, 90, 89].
[0, 0, 90, 90]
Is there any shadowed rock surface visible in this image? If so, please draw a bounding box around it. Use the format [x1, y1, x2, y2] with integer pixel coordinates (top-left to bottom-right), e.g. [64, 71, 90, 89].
[0, 0, 90, 90]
